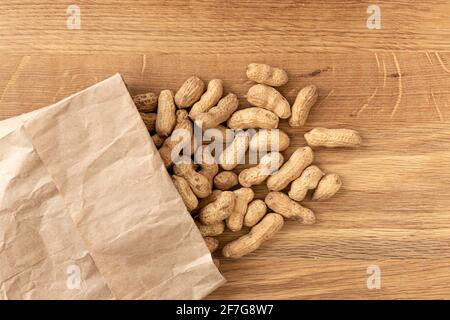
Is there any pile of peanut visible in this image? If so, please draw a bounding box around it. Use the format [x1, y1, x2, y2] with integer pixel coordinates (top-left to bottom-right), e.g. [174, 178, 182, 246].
[134, 63, 361, 265]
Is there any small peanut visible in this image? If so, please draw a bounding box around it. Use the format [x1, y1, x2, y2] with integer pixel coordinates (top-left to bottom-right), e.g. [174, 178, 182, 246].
[226, 187, 254, 232]
[244, 199, 267, 227]
[289, 85, 318, 127]
[218, 130, 249, 170]
[312, 173, 342, 201]
[222, 213, 284, 259]
[189, 79, 223, 118]
[227, 107, 279, 130]
[239, 152, 284, 187]
[288, 165, 324, 201]
[172, 175, 198, 211]
[175, 76, 205, 108]
[249, 129, 290, 153]
[196, 221, 225, 237]
[246, 63, 288, 87]
[156, 90, 177, 137]
[246, 84, 291, 119]
[266, 146, 314, 191]
[140, 112, 157, 132]
[173, 160, 212, 198]
[265, 192, 315, 224]
[194, 93, 239, 129]
[199, 191, 236, 225]
[133, 92, 158, 113]
[304, 128, 362, 148]
[204, 237, 219, 253]
[214, 171, 239, 190]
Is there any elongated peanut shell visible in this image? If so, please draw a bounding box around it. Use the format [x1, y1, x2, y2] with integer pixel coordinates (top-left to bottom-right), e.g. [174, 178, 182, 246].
[200, 191, 236, 225]
[222, 213, 284, 259]
[226, 188, 254, 232]
[266, 146, 314, 191]
[246, 63, 288, 87]
[189, 79, 223, 118]
[249, 129, 290, 153]
[175, 76, 205, 108]
[247, 84, 291, 119]
[265, 192, 315, 224]
[133, 92, 158, 113]
[173, 162, 212, 198]
[227, 107, 279, 129]
[196, 221, 225, 237]
[239, 152, 284, 187]
[203, 125, 234, 145]
[214, 171, 239, 190]
[313, 173, 342, 201]
[194, 93, 239, 129]
[156, 90, 176, 137]
[305, 128, 362, 148]
[244, 199, 267, 227]
[172, 175, 198, 211]
[218, 131, 249, 170]
[204, 237, 219, 253]
[288, 165, 324, 201]
[289, 85, 318, 127]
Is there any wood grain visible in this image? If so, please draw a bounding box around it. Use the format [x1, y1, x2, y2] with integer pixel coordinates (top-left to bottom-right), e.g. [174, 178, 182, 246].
[1, 1, 450, 299]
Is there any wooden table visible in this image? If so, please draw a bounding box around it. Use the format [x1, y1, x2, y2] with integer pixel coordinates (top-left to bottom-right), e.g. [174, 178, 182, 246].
[2, 1, 450, 299]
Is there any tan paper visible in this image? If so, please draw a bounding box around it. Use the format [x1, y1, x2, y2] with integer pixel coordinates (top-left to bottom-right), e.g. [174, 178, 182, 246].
[0, 74, 225, 299]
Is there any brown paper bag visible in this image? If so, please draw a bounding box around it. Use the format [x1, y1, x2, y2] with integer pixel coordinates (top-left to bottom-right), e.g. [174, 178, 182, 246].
[0, 74, 225, 299]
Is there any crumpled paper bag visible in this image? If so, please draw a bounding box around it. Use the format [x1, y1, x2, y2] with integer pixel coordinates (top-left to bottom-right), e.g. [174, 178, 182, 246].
[0, 74, 225, 299]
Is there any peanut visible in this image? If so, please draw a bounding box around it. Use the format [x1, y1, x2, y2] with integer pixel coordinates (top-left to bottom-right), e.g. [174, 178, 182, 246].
[227, 107, 279, 130]
[222, 213, 284, 259]
[199, 191, 236, 225]
[304, 128, 362, 148]
[266, 146, 314, 191]
[289, 85, 318, 127]
[189, 79, 223, 118]
[246, 63, 288, 87]
[265, 192, 315, 224]
[175, 76, 205, 108]
[249, 129, 290, 153]
[196, 190, 222, 212]
[246, 84, 291, 119]
[172, 175, 198, 211]
[288, 165, 324, 201]
[213, 171, 239, 190]
[218, 130, 249, 170]
[244, 199, 267, 227]
[140, 112, 157, 132]
[156, 90, 177, 137]
[195, 145, 219, 186]
[151, 134, 164, 148]
[203, 125, 234, 145]
[173, 161, 212, 198]
[194, 93, 239, 129]
[226, 187, 254, 232]
[204, 237, 219, 253]
[312, 173, 342, 201]
[196, 221, 225, 237]
[133, 92, 158, 113]
[239, 152, 284, 187]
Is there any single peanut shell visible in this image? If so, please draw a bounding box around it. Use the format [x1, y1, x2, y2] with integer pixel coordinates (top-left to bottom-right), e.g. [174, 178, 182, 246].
[226, 188, 254, 232]
[189, 79, 223, 118]
[249, 129, 290, 153]
[289, 85, 318, 127]
[175, 76, 205, 108]
[172, 175, 198, 211]
[156, 90, 176, 137]
[196, 221, 225, 237]
[204, 237, 219, 253]
[203, 125, 235, 145]
[214, 171, 239, 190]
[227, 107, 279, 130]
[265, 192, 315, 224]
[246, 84, 291, 119]
[218, 130, 249, 170]
[222, 213, 284, 259]
[197, 190, 223, 212]
[239, 152, 284, 187]
[288, 165, 325, 201]
[173, 161, 212, 198]
[312, 173, 342, 201]
[304, 128, 362, 148]
[244, 199, 267, 227]
[266, 147, 314, 191]
[140, 112, 157, 132]
[133, 92, 158, 113]
[246, 63, 288, 87]
[195, 145, 219, 184]
[199, 191, 236, 225]
[194, 93, 239, 129]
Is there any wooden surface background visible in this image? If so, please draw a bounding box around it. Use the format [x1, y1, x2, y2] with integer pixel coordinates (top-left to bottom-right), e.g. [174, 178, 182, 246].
[1, 1, 450, 299]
